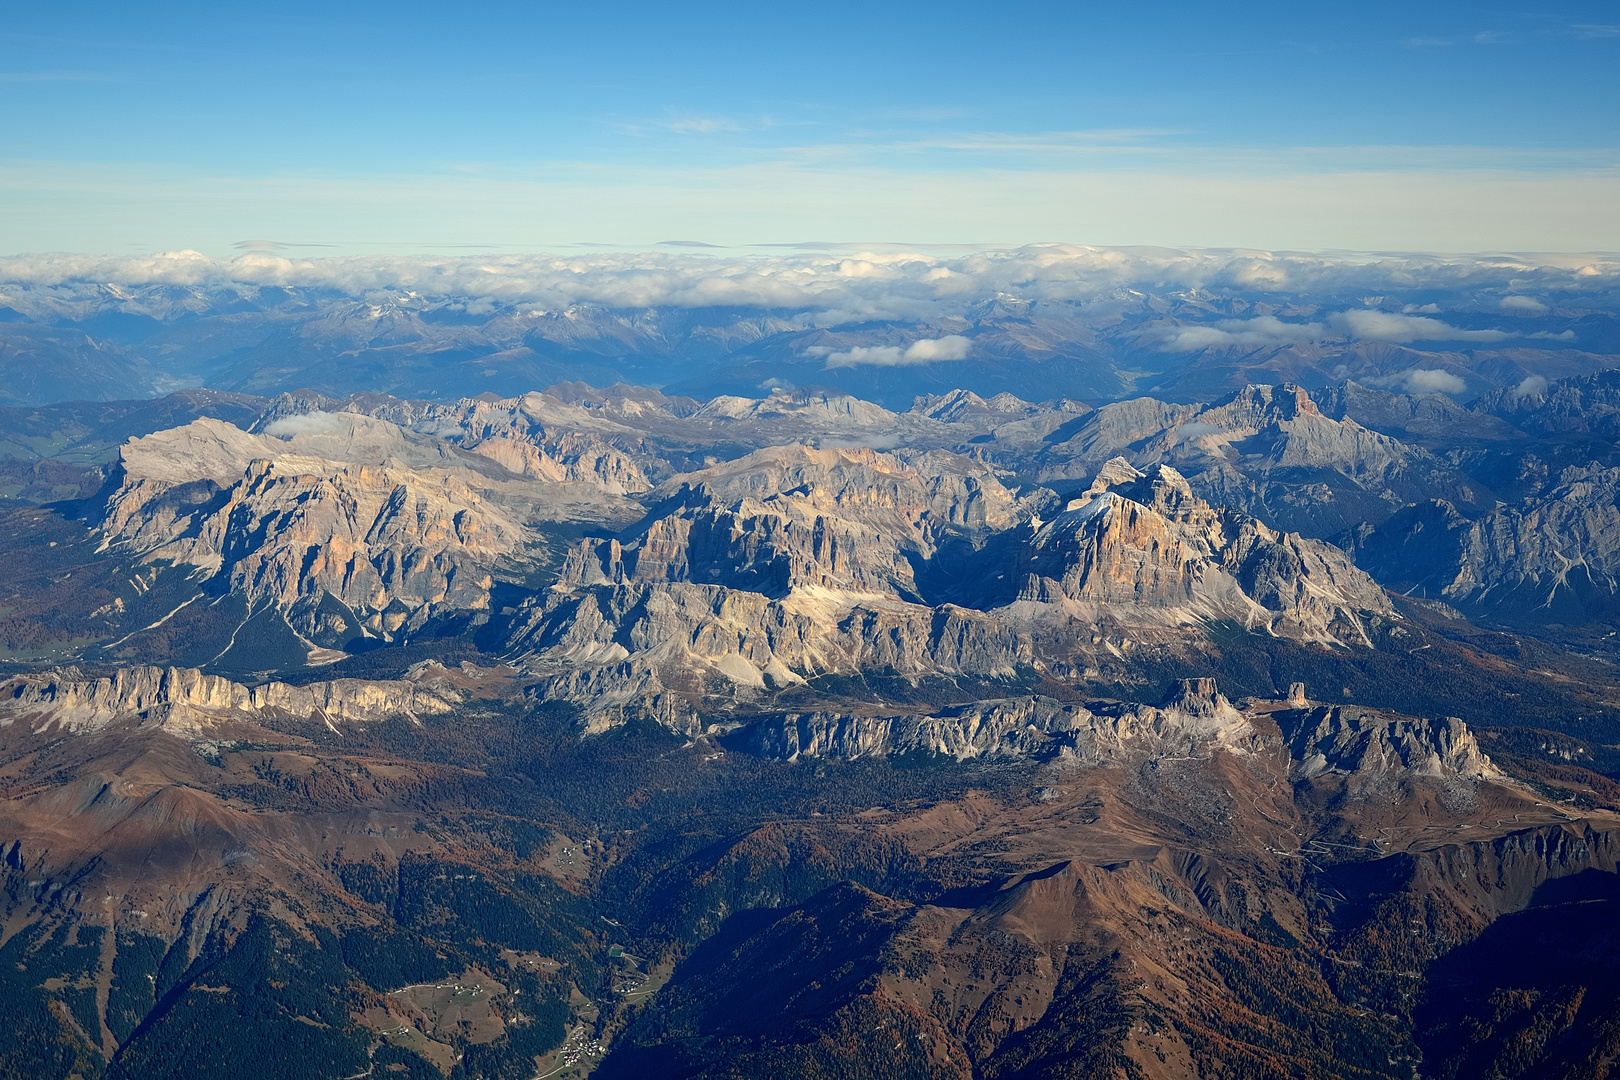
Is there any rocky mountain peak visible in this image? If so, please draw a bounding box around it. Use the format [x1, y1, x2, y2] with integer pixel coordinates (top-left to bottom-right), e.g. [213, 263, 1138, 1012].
[1164, 676, 1225, 714]
[1213, 382, 1322, 423]
[1015, 460, 1390, 642]
[1077, 455, 1144, 501]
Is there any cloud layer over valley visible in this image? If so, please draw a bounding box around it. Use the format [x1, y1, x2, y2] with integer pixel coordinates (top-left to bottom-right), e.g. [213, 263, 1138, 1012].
[3, 246, 1615, 321]
[0, 245, 1616, 410]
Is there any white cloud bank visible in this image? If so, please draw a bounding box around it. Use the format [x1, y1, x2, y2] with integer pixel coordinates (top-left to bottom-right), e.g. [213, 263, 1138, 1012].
[0, 246, 1613, 330]
[0, 247, 1604, 306]
[810, 335, 973, 368]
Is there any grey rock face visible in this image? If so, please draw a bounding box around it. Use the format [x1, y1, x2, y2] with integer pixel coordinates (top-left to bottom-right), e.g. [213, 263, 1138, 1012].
[1348, 463, 1620, 621]
[736, 677, 1498, 790]
[1015, 383, 1489, 535]
[993, 459, 1392, 643]
[97, 415, 638, 648]
[1479, 367, 1620, 440]
[736, 680, 1257, 763]
[505, 448, 1389, 727]
[1278, 705, 1500, 781]
[622, 444, 1022, 596]
[1310, 381, 1522, 444]
[510, 577, 1034, 733]
[0, 664, 461, 734]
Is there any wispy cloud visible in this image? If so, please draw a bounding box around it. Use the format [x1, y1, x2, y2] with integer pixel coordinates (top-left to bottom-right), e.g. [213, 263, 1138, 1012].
[1154, 315, 1324, 351]
[1509, 375, 1549, 400]
[1332, 309, 1509, 343]
[232, 239, 336, 251]
[874, 107, 973, 123]
[1150, 306, 1543, 353]
[1571, 23, 1620, 38]
[1472, 30, 1513, 44]
[889, 128, 1180, 155]
[662, 115, 743, 134]
[263, 411, 353, 438]
[1403, 37, 1452, 47]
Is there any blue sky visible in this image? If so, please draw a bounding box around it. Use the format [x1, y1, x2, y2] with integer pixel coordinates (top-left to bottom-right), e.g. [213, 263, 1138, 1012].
[3, 1, 1618, 253]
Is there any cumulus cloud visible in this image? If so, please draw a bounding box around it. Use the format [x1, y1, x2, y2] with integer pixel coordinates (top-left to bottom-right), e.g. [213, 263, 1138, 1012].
[1508, 375, 1549, 400]
[263, 411, 355, 438]
[812, 335, 973, 369]
[1330, 309, 1510, 343]
[1170, 421, 1224, 445]
[1500, 295, 1549, 313]
[1403, 368, 1469, 395]
[1154, 315, 1324, 352]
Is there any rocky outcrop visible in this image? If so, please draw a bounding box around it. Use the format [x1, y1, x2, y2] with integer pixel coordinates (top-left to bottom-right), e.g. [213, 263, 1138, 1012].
[309, 386, 1015, 495]
[739, 680, 1505, 790]
[460, 432, 652, 494]
[1310, 381, 1522, 444]
[317, 391, 664, 494]
[1478, 367, 1620, 440]
[499, 445, 1043, 727]
[1278, 704, 1500, 782]
[738, 698, 1094, 761]
[509, 578, 1033, 732]
[0, 664, 462, 734]
[736, 678, 1260, 762]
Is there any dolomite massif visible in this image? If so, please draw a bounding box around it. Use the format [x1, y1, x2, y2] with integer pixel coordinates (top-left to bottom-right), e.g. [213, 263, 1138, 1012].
[5, 374, 1620, 1080]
